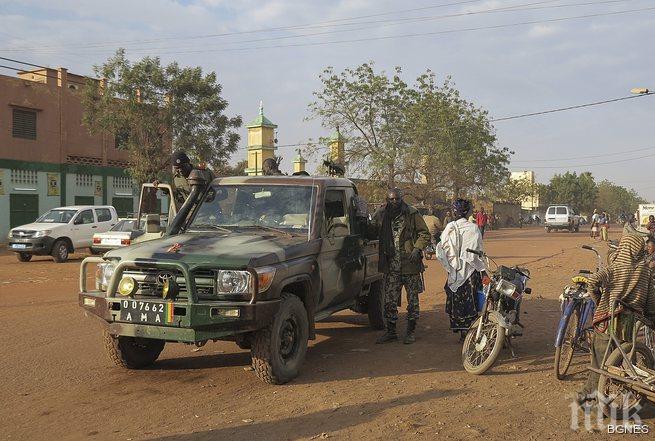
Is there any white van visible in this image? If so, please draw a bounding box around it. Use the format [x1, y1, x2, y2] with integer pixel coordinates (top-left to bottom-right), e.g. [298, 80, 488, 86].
[544, 205, 580, 233]
[7, 205, 118, 262]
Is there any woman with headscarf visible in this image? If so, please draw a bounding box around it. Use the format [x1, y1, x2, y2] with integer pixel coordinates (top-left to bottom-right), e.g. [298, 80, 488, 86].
[436, 199, 486, 341]
[578, 234, 655, 404]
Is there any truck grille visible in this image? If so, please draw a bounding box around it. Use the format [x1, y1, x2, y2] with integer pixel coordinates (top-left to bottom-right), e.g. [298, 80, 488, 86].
[12, 230, 36, 238]
[120, 268, 216, 299]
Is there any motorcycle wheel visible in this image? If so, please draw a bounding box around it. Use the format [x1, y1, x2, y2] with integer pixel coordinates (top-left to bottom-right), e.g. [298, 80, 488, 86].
[462, 317, 506, 375]
[597, 342, 655, 418]
[553, 307, 579, 380]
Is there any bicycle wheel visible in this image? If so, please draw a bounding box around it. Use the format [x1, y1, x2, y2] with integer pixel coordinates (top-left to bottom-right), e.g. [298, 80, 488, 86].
[598, 342, 655, 418]
[554, 306, 580, 380]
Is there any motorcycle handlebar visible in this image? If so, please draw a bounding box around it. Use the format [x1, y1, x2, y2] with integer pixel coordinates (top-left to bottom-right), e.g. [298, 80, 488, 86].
[581, 245, 594, 251]
[466, 248, 484, 257]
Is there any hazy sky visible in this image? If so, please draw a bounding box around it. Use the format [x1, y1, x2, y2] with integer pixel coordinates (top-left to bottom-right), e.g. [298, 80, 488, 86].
[2, 0, 654, 199]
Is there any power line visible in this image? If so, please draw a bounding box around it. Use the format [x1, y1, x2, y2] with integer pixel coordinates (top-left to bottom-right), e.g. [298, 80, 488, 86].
[90, 5, 655, 57]
[512, 145, 655, 163]
[491, 94, 654, 122]
[527, 150, 655, 169]
[19, 0, 572, 55]
[81, 0, 619, 56]
[0, 0, 491, 51]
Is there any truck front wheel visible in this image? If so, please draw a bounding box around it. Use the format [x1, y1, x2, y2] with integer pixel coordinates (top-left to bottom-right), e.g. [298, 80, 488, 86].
[367, 281, 385, 330]
[17, 252, 32, 262]
[251, 293, 308, 384]
[103, 331, 165, 369]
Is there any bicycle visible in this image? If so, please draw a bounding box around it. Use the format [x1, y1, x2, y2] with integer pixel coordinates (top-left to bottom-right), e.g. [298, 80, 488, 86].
[592, 299, 655, 418]
[553, 244, 599, 380]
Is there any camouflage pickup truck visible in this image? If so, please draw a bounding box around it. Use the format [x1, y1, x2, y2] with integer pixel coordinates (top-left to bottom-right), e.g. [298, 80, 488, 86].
[79, 172, 384, 384]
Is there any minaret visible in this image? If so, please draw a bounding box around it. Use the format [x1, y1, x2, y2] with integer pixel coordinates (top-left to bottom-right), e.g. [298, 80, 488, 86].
[293, 148, 307, 174]
[245, 101, 278, 176]
[328, 125, 346, 168]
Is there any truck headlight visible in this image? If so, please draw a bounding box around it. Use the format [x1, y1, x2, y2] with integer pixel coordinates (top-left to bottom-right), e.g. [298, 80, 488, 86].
[33, 230, 51, 238]
[216, 270, 251, 294]
[7, 230, 13, 239]
[95, 262, 117, 291]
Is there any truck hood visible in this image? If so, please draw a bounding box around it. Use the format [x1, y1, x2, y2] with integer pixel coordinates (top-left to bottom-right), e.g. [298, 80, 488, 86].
[104, 231, 320, 268]
[12, 222, 67, 232]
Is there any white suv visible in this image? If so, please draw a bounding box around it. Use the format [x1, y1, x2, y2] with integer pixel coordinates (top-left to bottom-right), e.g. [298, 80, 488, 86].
[7, 205, 118, 263]
[544, 205, 580, 233]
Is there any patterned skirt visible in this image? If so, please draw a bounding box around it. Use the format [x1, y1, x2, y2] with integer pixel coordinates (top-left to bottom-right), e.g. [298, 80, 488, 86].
[445, 274, 480, 332]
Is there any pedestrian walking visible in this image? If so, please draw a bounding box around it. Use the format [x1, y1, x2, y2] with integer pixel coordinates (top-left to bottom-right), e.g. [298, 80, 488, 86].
[476, 207, 489, 237]
[373, 188, 431, 345]
[599, 212, 609, 242]
[590, 209, 599, 239]
[436, 199, 486, 341]
[422, 207, 442, 246]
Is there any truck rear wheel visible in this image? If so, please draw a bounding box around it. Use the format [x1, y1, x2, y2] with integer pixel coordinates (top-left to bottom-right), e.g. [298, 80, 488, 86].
[367, 281, 385, 330]
[102, 331, 165, 369]
[251, 293, 308, 384]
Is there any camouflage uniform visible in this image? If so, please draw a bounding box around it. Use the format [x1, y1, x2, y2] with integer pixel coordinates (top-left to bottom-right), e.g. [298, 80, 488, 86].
[384, 214, 424, 324]
[171, 171, 191, 206]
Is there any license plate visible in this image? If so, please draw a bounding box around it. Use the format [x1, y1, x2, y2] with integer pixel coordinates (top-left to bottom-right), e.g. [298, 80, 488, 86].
[12, 244, 27, 249]
[119, 300, 173, 324]
[102, 238, 121, 246]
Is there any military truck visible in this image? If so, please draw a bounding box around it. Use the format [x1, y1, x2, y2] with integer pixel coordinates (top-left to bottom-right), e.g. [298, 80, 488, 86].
[79, 172, 384, 384]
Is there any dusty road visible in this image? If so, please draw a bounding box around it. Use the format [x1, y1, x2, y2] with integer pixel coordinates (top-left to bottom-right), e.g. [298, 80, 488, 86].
[1, 227, 653, 440]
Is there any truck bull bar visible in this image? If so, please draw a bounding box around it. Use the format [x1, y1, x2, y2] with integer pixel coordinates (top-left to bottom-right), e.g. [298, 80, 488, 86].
[80, 257, 259, 304]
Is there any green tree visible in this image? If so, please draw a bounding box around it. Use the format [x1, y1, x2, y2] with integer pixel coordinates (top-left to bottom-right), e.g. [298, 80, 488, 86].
[307, 63, 412, 188]
[82, 49, 242, 183]
[404, 73, 511, 199]
[545, 171, 597, 214]
[495, 175, 535, 205]
[595, 180, 646, 217]
[215, 160, 248, 177]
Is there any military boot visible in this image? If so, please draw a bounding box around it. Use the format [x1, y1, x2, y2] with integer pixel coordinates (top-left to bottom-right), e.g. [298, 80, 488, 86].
[404, 320, 417, 344]
[376, 322, 398, 344]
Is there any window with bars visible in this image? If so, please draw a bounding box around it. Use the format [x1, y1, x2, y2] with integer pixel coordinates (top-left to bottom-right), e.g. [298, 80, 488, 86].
[75, 174, 93, 186]
[10, 169, 38, 185]
[12, 109, 37, 140]
[113, 176, 133, 189]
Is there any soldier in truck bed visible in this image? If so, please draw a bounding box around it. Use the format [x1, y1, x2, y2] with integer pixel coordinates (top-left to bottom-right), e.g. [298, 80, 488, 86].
[371, 188, 431, 344]
[171, 151, 194, 205]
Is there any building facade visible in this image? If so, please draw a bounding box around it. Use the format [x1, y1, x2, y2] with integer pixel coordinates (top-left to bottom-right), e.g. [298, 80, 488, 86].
[510, 170, 540, 211]
[0, 67, 138, 239]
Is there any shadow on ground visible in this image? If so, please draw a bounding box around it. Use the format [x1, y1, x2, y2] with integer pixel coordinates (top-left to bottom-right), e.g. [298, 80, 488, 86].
[150, 388, 463, 441]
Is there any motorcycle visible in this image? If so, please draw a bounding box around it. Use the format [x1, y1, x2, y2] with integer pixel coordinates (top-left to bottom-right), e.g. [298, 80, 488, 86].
[462, 249, 531, 375]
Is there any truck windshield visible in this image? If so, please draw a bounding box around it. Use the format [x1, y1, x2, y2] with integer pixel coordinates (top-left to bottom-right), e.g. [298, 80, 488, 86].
[37, 209, 77, 223]
[189, 184, 315, 236]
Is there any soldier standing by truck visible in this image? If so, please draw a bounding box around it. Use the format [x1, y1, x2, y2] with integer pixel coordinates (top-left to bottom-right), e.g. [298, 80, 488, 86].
[373, 188, 431, 344]
[171, 151, 194, 205]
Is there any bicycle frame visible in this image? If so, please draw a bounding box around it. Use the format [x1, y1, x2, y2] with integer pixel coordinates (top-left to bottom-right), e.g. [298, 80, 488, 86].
[588, 299, 655, 399]
[555, 295, 594, 348]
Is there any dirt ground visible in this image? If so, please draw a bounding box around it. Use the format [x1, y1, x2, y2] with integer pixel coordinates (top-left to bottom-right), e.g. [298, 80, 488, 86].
[1, 227, 653, 440]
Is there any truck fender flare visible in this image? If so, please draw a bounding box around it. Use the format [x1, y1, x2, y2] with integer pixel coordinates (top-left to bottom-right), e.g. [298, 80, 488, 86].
[279, 274, 317, 340]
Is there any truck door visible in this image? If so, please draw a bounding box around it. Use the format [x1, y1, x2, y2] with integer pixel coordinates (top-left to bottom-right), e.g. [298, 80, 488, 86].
[70, 209, 96, 248]
[318, 187, 366, 309]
